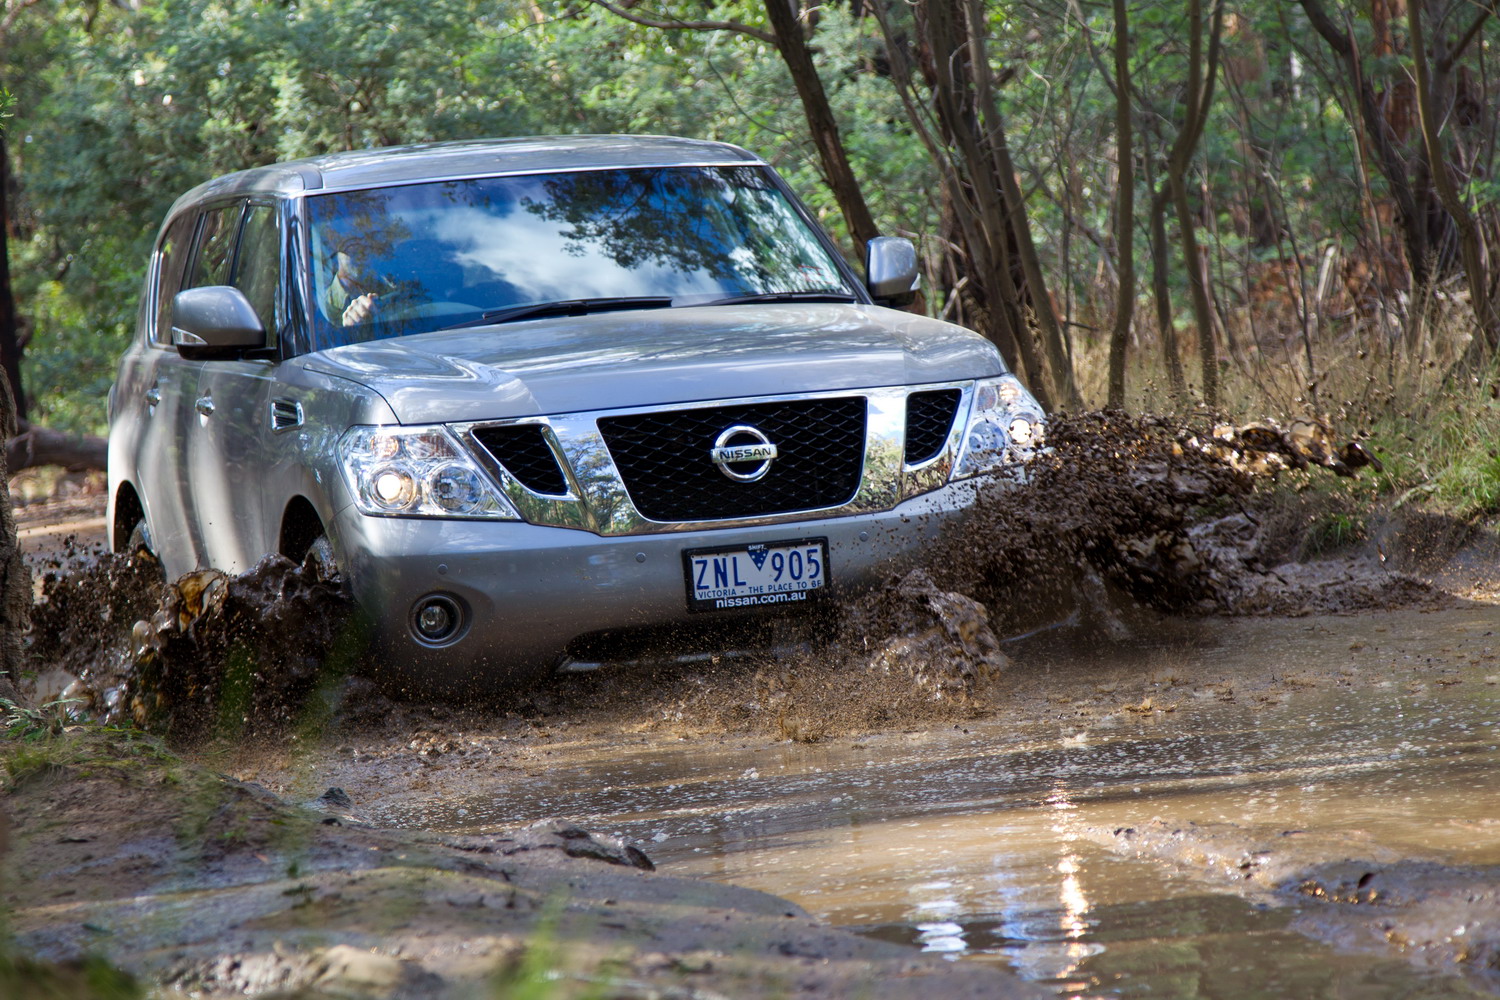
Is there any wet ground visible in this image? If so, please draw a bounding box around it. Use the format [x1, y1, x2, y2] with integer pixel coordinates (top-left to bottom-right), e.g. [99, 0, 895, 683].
[215, 602, 1500, 998]
[14, 420, 1500, 997]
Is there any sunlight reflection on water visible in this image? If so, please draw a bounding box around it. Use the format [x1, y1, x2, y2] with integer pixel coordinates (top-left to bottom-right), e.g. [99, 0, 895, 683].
[389, 606, 1500, 997]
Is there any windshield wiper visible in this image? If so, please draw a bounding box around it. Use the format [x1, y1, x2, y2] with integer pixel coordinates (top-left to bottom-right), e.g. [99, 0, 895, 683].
[441, 296, 674, 331]
[700, 289, 859, 307]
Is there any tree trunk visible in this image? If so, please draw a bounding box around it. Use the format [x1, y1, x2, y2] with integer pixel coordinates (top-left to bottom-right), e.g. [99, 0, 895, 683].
[6, 422, 108, 473]
[959, 0, 1081, 410]
[1163, 0, 1225, 408]
[0, 134, 26, 424]
[1298, 0, 1445, 292]
[1145, 163, 1188, 401]
[1106, 0, 1135, 410]
[869, 0, 1074, 410]
[761, 0, 881, 256]
[590, 1, 880, 260]
[0, 374, 28, 708]
[1408, 0, 1499, 367]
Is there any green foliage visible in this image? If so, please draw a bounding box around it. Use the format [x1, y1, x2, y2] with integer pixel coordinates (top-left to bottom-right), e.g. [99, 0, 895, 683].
[1368, 390, 1500, 520]
[1302, 510, 1366, 556]
[9, 0, 1500, 439]
[0, 695, 82, 742]
[9, 0, 547, 434]
[0, 952, 143, 1000]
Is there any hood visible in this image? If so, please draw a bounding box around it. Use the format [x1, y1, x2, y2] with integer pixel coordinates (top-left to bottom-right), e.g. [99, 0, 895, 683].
[300, 303, 1005, 424]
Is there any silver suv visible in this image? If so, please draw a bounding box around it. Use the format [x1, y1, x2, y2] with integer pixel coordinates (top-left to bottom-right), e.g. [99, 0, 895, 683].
[107, 136, 1044, 689]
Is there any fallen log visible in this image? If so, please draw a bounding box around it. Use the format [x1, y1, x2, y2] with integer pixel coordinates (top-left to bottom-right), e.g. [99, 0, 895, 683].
[6, 422, 107, 473]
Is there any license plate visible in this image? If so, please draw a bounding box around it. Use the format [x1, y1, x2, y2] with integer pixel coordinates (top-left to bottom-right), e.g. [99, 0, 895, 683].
[683, 538, 829, 612]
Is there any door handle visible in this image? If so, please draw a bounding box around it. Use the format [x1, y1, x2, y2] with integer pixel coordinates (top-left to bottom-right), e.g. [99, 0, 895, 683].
[194, 396, 215, 417]
[145, 385, 161, 407]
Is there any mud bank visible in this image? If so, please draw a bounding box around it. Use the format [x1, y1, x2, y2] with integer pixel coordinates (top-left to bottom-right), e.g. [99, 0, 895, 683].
[1087, 818, 1500, 991]
[1, 729, 1043, 999]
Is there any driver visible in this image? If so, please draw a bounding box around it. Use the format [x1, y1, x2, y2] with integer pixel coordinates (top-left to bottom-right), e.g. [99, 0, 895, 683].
[323, 251, 379, 327]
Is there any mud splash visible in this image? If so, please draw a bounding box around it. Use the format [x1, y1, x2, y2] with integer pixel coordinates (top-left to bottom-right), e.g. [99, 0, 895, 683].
[26, 544, 357, 741]
[26, 542, 162, 700]
[451, 412, 1424, 741]
[23, 411, 1422, 742]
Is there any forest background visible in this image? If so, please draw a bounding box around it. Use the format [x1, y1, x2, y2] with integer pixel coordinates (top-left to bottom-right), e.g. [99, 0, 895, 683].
[3, 0, 1500, 519]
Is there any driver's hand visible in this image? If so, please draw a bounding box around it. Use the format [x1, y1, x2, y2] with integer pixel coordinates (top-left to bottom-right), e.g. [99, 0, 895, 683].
[342, 292, 378, 326]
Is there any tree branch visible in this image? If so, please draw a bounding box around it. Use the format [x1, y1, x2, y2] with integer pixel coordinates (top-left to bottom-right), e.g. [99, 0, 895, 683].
[1437, 1, 1498, 75]
[588, 1, 776, 45]
[0, 0, 42, 42]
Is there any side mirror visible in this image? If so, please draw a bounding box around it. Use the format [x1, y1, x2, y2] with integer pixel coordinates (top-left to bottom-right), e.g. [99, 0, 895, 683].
[171, 286, 266, 359]
[866, 236, 919, 305]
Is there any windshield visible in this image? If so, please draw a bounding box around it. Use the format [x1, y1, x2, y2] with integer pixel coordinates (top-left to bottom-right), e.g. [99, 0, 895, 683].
[303, 165, 854, 348]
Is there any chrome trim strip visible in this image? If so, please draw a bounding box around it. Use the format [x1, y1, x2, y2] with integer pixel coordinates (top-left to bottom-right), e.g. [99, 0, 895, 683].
[452, 381, 977, 538]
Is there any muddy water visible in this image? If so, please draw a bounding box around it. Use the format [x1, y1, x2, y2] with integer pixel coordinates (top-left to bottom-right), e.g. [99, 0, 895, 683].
[362, 605, 1500, 998]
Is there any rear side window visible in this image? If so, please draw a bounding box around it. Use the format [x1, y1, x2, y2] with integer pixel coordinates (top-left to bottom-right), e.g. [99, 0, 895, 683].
[190, 204, 243, 289]
[152, 213, 199, 345]
[233, 204, 282, 341]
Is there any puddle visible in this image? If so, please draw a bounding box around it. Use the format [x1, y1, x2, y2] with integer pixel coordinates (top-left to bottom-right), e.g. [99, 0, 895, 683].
[368, 604, 1500, 997]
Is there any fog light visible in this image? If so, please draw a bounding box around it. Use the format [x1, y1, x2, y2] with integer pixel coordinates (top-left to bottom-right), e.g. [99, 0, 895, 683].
[411, 594, 464, 645]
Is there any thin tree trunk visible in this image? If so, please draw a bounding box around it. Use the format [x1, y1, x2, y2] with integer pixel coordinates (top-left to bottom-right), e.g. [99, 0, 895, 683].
[1408, 0, 1499, 368]
[1298, 0, 1436, 291]
[0, 134, 26, 423]
[1164, 0, 1225, 408]
[591, 0, 880, 259]
[960, 0, 1081, 410]
[1107, 0, 1134, 410]
[1147, 177, 1187, 401]
[760, 0, 881, 255]
[0, 330, 26, 708]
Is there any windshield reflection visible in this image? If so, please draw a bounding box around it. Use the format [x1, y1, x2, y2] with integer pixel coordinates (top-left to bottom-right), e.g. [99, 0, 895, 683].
[304, 166, 852, 349]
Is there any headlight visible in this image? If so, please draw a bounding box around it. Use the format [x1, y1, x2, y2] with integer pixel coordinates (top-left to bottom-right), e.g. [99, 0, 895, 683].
[951, 374, 1046, 480]
[340, 425, 520, 519]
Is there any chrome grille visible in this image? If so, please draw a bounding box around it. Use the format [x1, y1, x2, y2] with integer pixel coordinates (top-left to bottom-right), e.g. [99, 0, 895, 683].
[904, 389, 962, 465]
[597, 397, 867, 522]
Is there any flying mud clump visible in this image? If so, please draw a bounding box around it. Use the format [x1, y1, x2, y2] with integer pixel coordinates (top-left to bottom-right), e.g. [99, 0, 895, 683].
[29, 547, 355, 741]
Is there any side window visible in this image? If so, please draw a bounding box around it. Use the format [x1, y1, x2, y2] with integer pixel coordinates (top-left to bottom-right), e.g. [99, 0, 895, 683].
[232, 205, 282, 340]
[189, 203, 243, 289]
[152, 213, 199, 345]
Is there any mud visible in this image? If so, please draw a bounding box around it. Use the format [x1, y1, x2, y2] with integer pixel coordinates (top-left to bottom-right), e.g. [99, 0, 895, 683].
[1088, 819, 1500, 989]
[2, 728, 1043, 999]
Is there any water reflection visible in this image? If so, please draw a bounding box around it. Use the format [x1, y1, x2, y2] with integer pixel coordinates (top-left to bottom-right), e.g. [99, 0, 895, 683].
[382, 606, 1500, 997]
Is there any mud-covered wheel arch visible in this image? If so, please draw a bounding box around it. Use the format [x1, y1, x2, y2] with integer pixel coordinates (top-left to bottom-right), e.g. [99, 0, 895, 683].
[112, 483, 146, 554]
[280, 497, 336, 572]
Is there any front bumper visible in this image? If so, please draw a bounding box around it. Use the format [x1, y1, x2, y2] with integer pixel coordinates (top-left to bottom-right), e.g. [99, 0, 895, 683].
[331, 478, 985, 688]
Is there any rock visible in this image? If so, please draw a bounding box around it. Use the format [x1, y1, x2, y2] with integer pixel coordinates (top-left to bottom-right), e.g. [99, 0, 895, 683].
[499, 819, 655, 870]
[309, 944, 444, 998]
[319, 787, 354, 810]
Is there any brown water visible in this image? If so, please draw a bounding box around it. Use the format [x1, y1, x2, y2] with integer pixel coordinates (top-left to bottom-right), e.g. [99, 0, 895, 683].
[365, 604, 1500, 998]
